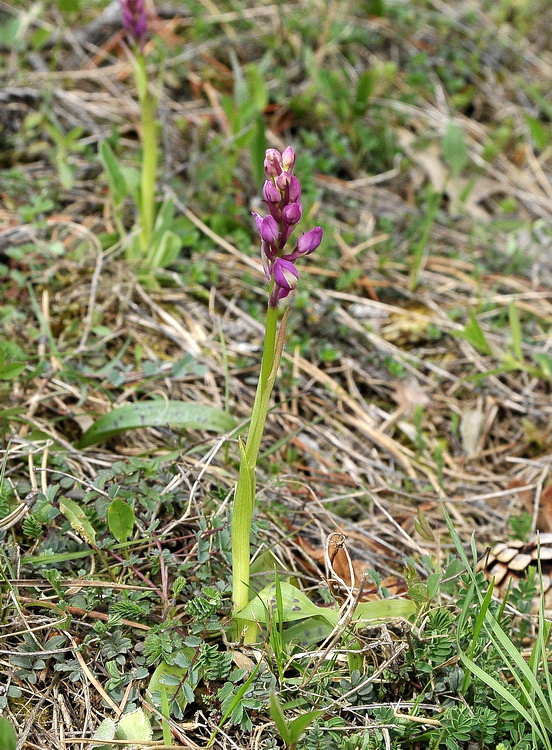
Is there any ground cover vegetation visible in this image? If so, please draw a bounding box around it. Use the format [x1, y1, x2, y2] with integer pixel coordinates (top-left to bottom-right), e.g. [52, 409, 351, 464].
[1, 0, 552, 747]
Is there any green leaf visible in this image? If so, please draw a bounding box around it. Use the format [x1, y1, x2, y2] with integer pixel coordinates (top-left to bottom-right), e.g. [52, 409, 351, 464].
[57, 0, 81, 10]
[91, 717, 116, 750]
[443, 120, 468, 177]
[119, 166, 141, 203]
[59, 497, 96, 546]
[269, 692, 292, 745]
[57, 159, 75, 190]
[535, 352, 552, 380]
[453, 310, 492, 355]
[238, 582, 416, 630]
[149, 229, 182, 268]
[366, 0, 386, 13]
[351, 598, 417, 622]
[116, 709, 152, 742]
[131, 53, 149, 103]
[414, 507, 435, 542]
[24, 549, 95, 565]
[245, 64, 268, 112]
[282, 617, 333, 646]
[232, 439, 256, 638]
[107, 499, 135, 543]
[148, 656, 195, 712]
[353, 70, 376, 116]
[250, 115, 267, 187]
[427, 572, 441, 599]
[0, 717, 17, 750]
[78, 400, 236, 448]
[99, 141, 128, 206]
[525, 114, 550, 151]
[236, 582, 330, 624]
[0, 341, 27, 380]
[289, 709, 323, 745]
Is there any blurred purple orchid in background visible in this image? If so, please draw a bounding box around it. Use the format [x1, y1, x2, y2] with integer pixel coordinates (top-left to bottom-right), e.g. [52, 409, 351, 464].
[252, 147, 322, 307]
[120, 0, 148, 47]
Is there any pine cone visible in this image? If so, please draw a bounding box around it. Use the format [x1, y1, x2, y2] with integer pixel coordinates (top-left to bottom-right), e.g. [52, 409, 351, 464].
[480, 533, 552, 612]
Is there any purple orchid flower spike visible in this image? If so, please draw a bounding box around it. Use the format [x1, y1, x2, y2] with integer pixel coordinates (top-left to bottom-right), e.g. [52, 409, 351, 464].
[120, 0, 148, 47]
[252, 147, 322, 307]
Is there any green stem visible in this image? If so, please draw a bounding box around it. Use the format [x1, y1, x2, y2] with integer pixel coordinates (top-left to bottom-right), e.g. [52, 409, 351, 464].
[133, 52, 158, 259]
[232, 303, 283, 643]
[245, 304, 280, 466]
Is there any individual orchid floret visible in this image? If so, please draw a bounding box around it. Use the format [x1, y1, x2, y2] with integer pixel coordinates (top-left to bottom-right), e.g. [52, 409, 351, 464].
[263, 180, 281, 204]
[253, 213, 279, 245]
[288, 176, 301, 203]
[281, 202, 303, 244]
[120, 0, 148, 47]
[276, 171, 292, 193]
[270, 258, 298, 306]
[287, 226, 323, 259]
[282, 202, 302, 227]
[281, 146, 296, 173]
[264, 149, 283, 178]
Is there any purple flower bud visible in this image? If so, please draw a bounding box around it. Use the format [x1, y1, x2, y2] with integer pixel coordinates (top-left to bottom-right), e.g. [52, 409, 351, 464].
[273, 258, 299, 291]
[298, 226, 323, 256]
[276, 171, 291, 192]
[283, 202, 302, 227]
[263, 180, 281, 205]
[281, 147, 295, 174]
[264, 149, 282, 178]
[120, 0, 147, 45]
[280, 202, 302, 244]
[260, 215, 279, 244]
[289, 176, 301, 204]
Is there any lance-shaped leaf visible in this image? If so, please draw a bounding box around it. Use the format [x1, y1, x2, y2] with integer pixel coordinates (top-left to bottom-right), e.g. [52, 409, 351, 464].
[79, 400, 236, 448]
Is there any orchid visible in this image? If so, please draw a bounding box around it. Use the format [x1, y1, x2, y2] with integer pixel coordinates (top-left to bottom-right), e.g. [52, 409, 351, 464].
[252, 147, 322, 307]
[115, 0, 159, 267]
[232, 148, 323, 643]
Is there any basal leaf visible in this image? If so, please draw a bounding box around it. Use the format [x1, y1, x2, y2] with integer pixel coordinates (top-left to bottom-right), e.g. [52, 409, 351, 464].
[236, 582, 335, 624]
[91, 717, 116, 750]
[150, 229, 182, 268]
[99, 141, 127, 205]
[78, 400, 236, 448]
[116, 709, 152, 742]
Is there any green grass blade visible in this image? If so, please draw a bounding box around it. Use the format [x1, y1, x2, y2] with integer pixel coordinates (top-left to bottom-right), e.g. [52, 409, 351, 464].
[509, 300, 524, 363]
[459, 651, 549, 747]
